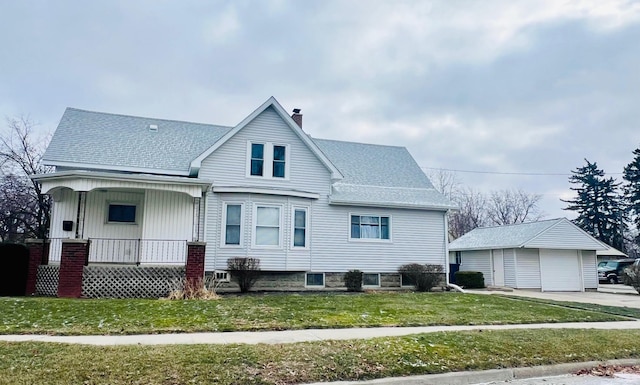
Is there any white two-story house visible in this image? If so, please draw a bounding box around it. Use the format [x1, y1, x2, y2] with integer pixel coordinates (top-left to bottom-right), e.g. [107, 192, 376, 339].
[34, 97, 456, 289]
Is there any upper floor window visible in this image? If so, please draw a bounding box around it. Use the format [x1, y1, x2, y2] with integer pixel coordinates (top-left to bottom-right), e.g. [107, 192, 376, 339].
[273, 145, 286, 178]
[247, 141, 289, 179]
[350, 215, 390, 240]
[250, 143, 264, 176]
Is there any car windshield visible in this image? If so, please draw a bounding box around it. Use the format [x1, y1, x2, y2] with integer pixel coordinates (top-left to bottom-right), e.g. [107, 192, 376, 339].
[603, 261, 620, 268]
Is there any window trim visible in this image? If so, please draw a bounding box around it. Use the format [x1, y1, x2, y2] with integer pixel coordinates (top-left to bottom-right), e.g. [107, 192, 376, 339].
[305, 272, 325, 288]
[252, 203, 283, 249]
[105, 202, 138, 225]
[221, 202, 244, 248]
[214, 270, 230, 283]
[245, 141, 290, 180]
[291, 206, 309, 249]
[348, 213, 392, 242]
[362, 273, 381, 288]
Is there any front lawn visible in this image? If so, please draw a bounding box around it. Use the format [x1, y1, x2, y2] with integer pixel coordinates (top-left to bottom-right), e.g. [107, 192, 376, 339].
[1, 329, 640, 384]
[0, 292, 626, 335]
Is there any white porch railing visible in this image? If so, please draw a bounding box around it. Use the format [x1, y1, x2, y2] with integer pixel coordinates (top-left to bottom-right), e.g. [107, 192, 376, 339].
[46, 238, 187, 265]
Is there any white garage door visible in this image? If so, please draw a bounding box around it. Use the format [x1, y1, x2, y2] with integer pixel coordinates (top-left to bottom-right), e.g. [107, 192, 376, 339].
[539, 249, 582, 291]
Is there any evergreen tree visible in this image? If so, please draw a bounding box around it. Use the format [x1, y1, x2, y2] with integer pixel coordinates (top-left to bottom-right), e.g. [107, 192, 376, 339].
[562, 159, 627, 250]
[623, 147, 640, 244]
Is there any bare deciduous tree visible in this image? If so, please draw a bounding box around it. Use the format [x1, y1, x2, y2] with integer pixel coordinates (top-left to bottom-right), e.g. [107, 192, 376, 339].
[486, 188, 544, 226]
[427, 169, 461, 200]
[449, 187, 488, 239]
[0, 117, 52, 241]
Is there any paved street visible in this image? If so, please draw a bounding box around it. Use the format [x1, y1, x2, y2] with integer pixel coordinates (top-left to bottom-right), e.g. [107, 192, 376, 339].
[477, 373, 640, 384]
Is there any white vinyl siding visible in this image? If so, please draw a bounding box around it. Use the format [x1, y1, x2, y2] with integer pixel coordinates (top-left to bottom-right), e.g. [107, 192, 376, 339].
[198, 107, 448, 274]
[526, 220, 605, 250]
[200, 107, 331, 193]
[581, 250, 598, 289]
[515, 249, 541, 289]
[459, 250, 492, 286]
[503, 248, 517, 287]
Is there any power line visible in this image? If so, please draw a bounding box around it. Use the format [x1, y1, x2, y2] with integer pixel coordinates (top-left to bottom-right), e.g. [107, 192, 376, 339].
[420, 166, 624, 176]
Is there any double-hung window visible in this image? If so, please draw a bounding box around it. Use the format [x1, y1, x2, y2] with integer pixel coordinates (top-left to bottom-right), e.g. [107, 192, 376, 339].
[223, 204, 242, 246]
[255, 205, 281, 247]
[247, 141, 288, 179]
[250, 143, 264, 176]
[272, 145, 286, 178]
[350, 215, 390, 240]
[292, 208, 308, 248]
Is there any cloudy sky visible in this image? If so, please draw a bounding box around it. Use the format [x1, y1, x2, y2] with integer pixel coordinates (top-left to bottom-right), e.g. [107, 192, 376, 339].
[2, 0, 640, 219]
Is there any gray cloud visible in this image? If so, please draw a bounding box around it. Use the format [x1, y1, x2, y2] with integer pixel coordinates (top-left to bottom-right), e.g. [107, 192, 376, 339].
[1, 0, 640, 219]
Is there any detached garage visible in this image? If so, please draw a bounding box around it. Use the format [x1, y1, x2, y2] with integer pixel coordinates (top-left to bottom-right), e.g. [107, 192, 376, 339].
[449, 218, 608, 292]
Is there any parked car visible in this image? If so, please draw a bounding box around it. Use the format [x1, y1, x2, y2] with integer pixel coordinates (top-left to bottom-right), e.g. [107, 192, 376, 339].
[598, 259, 636, 284]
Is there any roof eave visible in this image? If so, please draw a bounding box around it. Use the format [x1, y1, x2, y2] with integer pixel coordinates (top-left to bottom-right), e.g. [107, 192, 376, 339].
[329, 198, 454, 211]
[43, 159, 191, 177]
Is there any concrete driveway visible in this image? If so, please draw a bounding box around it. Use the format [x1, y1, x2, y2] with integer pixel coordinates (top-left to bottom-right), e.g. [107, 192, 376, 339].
[469, 288, 640, 309]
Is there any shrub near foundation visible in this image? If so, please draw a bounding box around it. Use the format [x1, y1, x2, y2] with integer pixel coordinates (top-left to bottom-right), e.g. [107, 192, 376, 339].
[398, 263, 443, 292]
[455, 271, 485, 288]
[226, 257, 261, 293]
[344, 270, 363, 292]
[622, 264, 640, 294]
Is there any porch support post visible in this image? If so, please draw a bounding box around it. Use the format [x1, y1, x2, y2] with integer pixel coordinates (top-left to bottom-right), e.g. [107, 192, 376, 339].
[25, 239, 48, 296]
[186, 242, 206, 286]
[192, 197, 201, 242]
[75, 191, 87, 239]
[57, 239, 89, 298]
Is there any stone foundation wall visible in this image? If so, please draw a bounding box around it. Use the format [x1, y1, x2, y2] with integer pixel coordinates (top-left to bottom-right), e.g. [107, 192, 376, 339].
[211, 272, 447, 292]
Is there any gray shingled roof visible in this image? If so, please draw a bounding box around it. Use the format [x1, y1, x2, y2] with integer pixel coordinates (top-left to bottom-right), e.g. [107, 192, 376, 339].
[449, 219, 564, 250]
[43, 108, 232, 175]
[44, 107, 455, 209]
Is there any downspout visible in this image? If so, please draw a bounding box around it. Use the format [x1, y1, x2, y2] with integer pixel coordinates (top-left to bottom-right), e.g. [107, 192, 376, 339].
[443, 210, 465, 292]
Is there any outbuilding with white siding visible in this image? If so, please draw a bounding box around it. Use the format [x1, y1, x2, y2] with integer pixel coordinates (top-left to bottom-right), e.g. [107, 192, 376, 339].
[449, 218, 608, 292]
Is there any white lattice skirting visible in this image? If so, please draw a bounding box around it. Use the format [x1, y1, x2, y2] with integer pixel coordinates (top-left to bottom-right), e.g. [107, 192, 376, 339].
[82, 265, 185, 299]
[36, 265, 60, 297]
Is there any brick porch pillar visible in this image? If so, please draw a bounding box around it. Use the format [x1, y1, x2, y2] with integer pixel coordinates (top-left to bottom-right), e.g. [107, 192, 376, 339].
[25, 239, 48, 296]
[185, 242, 206, 286]
[57, 239, 89, 298]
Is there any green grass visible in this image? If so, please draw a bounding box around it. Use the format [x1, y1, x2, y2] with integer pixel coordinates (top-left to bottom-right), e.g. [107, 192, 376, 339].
[1, 329, 640, 384]
[0, 292, 627, 335]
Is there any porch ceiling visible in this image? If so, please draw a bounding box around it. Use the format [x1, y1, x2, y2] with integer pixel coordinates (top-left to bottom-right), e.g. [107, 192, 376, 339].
[33, 171, 211, 198]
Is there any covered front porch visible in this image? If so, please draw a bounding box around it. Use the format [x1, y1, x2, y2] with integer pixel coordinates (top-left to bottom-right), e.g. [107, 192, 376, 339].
[34, 171, 211, 265]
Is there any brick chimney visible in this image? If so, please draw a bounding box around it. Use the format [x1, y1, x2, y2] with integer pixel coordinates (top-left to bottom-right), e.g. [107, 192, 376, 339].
[291, 108, 302, 128]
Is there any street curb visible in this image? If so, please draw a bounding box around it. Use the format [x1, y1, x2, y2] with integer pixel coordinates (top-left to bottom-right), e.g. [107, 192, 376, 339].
[303, 359, 640, 385]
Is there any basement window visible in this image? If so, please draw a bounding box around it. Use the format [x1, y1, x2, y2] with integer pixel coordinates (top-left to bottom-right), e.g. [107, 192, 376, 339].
[306, 273, 325, 287]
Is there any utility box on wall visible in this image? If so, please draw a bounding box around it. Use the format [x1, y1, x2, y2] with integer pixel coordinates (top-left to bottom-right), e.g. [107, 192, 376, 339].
[62, 221, 73, 232]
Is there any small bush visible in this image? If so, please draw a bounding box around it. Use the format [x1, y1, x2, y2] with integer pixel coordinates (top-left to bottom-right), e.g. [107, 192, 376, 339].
[167, 276, 220, 300]
[227, 257, 261, 293]
[622, 264, 640, 295]
[398, 263, 444, 292]
[344, 270, 363, 292]
[455, 271, 485, 289]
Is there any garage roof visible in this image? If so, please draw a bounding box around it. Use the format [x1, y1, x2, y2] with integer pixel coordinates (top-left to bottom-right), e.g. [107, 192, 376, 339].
[449, 218, 608, 251]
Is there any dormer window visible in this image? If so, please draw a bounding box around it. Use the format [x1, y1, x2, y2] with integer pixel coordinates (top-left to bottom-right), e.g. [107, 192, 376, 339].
[247, 141, 289, 179]
[273, 145, 286, 178]
[250, 143, 264, 176]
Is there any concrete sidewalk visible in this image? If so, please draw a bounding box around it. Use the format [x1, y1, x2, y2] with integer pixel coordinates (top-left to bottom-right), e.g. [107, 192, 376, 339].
[2, 320, 640, 346]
